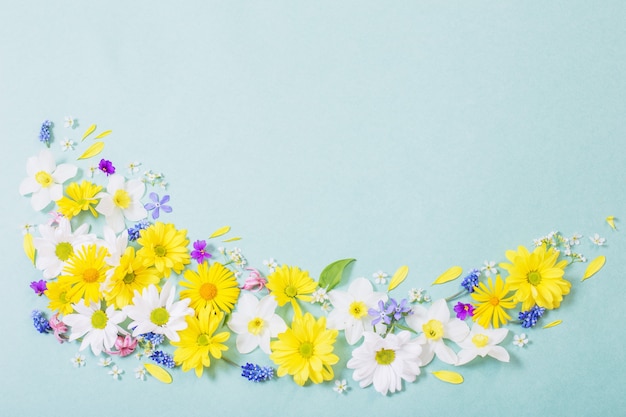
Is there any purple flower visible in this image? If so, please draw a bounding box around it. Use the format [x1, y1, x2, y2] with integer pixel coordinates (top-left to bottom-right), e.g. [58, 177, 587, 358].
[453, 302, 475, 320]
[388, 298, 412, 320]
[191, 240, 212, 264]
[144, 192, 172, 219]
[369, 299, 392, 326]
[30, 280, 47, 296]
[98, 159, 116, 176]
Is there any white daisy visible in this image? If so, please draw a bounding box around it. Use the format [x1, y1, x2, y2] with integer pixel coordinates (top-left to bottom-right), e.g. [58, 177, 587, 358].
[227, 293, 286, 354]
[406, 298, 470, 365]
[33, 217, 97, 279]
[327, 277, 388, 345]
[63, 302, 127, 356]
[456, 323, 510, 365]
[96, 174, 147, 233]
[347, 331, 422, 396]
[19, 149, 78, 211]
[125, 280, 193, 342]
[101, 226, 129, 279]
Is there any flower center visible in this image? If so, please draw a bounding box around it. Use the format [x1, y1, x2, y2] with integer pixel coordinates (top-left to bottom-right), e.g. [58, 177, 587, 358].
[113, 189, 131, 209]
[285, 285, 297, 298]
[123, 272, 135, 284]
[91, 310, 108, 329]
[422, 319, 444, 341]
[527, 271, 542, 286]
[154, 245, 167, 257]
[35, 171, 53, 188]
[489, 296, 500, 306]
[375, 348, 396, 365]
[150, 307, 170, 326]
[299, 342, 314, 358]
[82, 268, 99, 283]
[55, 242, 73, 261]
[199, 283, 217, 300]
[59, 291, 68, 303]
[348, 301, 368, 319]
[472, 334, 489, 348]
[247, 317, 265, 335]
[197, 334, 210, 346]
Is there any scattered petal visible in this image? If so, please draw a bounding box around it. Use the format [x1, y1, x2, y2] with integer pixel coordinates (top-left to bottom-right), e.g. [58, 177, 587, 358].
[209, 225, 231, 238]
[432, 266, 463, 285]
[81, 124, 96, 141]
[582, 255, 606, 281]
[77, 141, 105, 160]
[431, 370, 464, 384]
[543, 320, 562, 329]
[606, 216, 617, 230]
[23, 233, 35, 265]
[387, 265, 409, 292]
[94, 130, 112, 139]
[222, 236, 242, 242]
[144, 363, 173, 383]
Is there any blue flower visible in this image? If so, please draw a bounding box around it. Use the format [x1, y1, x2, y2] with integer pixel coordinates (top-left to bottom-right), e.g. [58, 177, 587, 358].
[144, 193, 172, 220]
[140, 332, 165, 347]
[461, 269, 481, 293]
[368, 299, 392, 326]
[518, 305, 546, 328]
[389, 298, 412, 320]
[31, 310, 52, 334]
[38, 120, 53, 147]
[127, 219, 150, 241]
[241, 363, 274, 382]
[149, 350, 175, 368]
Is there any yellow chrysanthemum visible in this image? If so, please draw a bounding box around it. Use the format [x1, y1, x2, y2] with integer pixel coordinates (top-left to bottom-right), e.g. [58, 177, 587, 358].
[471, 275, 517, 328]
[44, 280, 74, 315]
[270, 312, 339, 386]
[57, 244, 110, 304]
[171, 308, 230, 378]
[56, 180, 102, 219]
[105, 246, 161, 309]
[266, 265, 318, 315]
[136, 222, 190, 278]
[499, 245, 571, 310]
[179, 262, 240, 314]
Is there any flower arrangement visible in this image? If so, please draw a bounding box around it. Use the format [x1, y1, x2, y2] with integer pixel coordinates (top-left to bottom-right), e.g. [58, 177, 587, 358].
[20, 118, 609, 395]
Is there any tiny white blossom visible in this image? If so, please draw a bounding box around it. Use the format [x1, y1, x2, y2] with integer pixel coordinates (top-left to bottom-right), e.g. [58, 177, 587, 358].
[108, 365, 124, 380]
[61, 138, 75, 151]
[134, 352, 143, 360]
[98, 357, 113, 367]
[217, 247, 225, 255]
[227, 247, 247, 268]
[64, 116, 75, 128]
[71, 353, 86, 367]
[569, 233, 582, 246]
[21, 224, 36, 235]
[513, 333, 529, 347]
[333, 379, 348, 394]
[87, 165, 99, 178]
[372, 270, 388, 285]
[263, 258, 278, 273]
[321, 301, 333, 313]
[408, 288, 424, 303]
[134, 366, 147, 380]
[481, 261, 497, 277]
[311, 287, 329, 304]
[127, 161, 141, 174]
[590, 233, 606, 246]
[423, 294, 432, 303]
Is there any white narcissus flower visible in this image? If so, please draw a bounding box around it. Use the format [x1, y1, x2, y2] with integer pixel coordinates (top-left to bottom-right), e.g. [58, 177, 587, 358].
[96, 174, 147, 233]
[125, 280, 193, 342]
[102, 226, 129, 277]
[33, 217, 97, 279]
[63, 302, 127, 356]
[456, 323, 510, 365]
[406, 298, 470, 366]
[19, 149, 78, 211]
[327, 277, 388, 345]
[227, 293, 286, 354]
[347, 331, 422, 396]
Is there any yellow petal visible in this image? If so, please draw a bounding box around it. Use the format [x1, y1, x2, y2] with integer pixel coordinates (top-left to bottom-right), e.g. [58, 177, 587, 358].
[81, 124, 96, 141]
[222, 236, 241, 242]
[144, 363, 172, 383]
[543, 320, 562, 329]
[94, 129, 112, 139]
[77, 141, 105, 160]
[606, 216, 617, 230]
[387, 265, 409, 292]
[209, 225, 230, 238]
[432, 266, 463, 285]
[581, 255, 606, 281]
[23, 233, 35, 265]
[431, 370, 463, 384]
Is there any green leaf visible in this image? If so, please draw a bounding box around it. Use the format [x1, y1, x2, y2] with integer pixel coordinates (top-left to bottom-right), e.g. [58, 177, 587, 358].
[318, 258, 355, 291]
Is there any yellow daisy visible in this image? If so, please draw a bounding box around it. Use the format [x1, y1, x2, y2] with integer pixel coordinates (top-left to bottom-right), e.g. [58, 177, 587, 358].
[58, 244, 110, 304]
[172, 308, 230, 378]
[179, 262, 240, 314]
[471, 275, 517, 328]
[266, 265, 318, 315]
[56, 180, 102, 219]
[104, 246, 161, 309]
[499, 245, 571, 310]
[44, 280, 74, 315]
[270, 312, 339, 386]
[136, 222, 190, 278]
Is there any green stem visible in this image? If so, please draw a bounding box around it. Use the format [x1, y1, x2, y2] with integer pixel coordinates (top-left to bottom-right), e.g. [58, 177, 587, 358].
[445, 290, 466, 302]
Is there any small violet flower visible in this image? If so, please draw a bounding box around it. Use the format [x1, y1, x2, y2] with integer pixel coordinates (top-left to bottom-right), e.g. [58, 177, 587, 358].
[98, 159, 116, 176]
[368, 299, 393, 326]
[388, 298, 412, 320]
[39, 120, 53, 147]
[240, 268, 267, 292]
[30, 280, 47, 296]
[191, 240, 212, 264]
[144, 192, 172, 219]
[241, 363, 274, 382]
[453, 302, 475, 320]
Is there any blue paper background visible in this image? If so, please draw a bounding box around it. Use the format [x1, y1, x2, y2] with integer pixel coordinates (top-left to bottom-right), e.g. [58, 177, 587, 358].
[2, 1, 626, 416]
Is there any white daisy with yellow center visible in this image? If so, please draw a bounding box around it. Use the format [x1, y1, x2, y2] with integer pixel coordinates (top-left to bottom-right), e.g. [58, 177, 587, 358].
[227, 293, 286, 354]
[96, 174, 147, 233]
[62, 301, 127, 355]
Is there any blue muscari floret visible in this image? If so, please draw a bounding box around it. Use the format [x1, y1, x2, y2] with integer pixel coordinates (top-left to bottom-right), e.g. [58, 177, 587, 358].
[241, 363, 274, 382]
[518, 305, 546, 328]
[127, 219, 150, 241]
[38, 120, 53, 147]
[141, 332, 165, 347]
[149, 350, 175, 368]
[461, 269, 481, 293]
[31, 310, 52, 334]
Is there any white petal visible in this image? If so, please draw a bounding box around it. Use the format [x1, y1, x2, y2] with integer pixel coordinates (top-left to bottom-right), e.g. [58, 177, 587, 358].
[487, 346, 510, 362]
[236, 333, 259, 354]
[52, 163, 78, 183]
